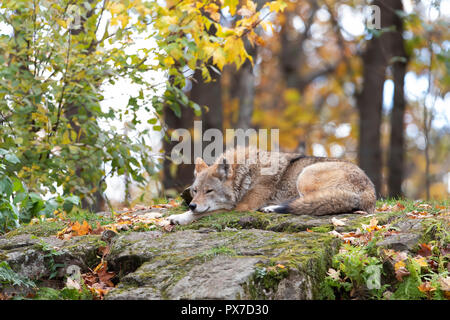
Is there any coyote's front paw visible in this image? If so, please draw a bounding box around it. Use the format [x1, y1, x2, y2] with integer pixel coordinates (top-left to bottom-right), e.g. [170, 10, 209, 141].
[167, 211, 195, 225]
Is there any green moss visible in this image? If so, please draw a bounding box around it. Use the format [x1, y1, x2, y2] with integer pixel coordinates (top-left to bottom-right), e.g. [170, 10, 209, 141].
[199, 246, 237, 259]
[340, 211, 402, 232]
[34, 286, 94, 300]
[419, 216, 450, 248]
[310, 225, 333, 233]
[4, 221, 66, 238]
[177, 211, 280, 232]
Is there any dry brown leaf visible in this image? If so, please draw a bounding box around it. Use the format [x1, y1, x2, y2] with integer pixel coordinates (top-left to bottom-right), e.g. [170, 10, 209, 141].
[417, 243, 433, 257]
[331, 217, 346, 226]
[395, 267, 410, 282]
[439, 277, 450, 292]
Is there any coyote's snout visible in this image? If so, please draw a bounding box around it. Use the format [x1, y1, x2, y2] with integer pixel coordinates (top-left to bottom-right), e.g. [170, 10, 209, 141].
[167, 147, 376, 225]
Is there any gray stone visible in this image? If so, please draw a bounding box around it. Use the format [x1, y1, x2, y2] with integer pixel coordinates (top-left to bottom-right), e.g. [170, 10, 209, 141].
[167, 256, 263, 299]
[376, 232, 422, 252]
[3, 208, 430, 300]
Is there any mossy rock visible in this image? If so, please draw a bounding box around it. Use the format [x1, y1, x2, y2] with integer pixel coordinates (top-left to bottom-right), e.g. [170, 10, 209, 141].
[0, 233, 105, 281]
[106, 227, 340, 300]
[4, 221, 66, 238]
[4, 204, 438, 300]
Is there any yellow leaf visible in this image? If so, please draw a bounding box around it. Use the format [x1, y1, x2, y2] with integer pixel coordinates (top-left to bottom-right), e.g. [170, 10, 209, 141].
[56, 18, 67, 28]
[394, 260, 406, 271]
[413, 257, 428, 267]
[224, 0, 239, 15]
[163, 56, 175, 66]
[108, 2, 125, 15]
[265, 0, 288, 13]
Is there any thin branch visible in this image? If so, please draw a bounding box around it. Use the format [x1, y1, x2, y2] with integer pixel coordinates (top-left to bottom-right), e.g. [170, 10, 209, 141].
[51, 33, 72, 137]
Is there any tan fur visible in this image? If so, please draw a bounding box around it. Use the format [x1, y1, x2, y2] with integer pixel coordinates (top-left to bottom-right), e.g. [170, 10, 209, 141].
[167, 147, 376, 225]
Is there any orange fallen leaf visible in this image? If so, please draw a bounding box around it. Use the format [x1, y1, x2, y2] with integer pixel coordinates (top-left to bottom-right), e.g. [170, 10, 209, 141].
[98, 245, 110, 257]
[418, 281, 436, 294]
[91, 222, 105, 235]
[417, 243, 433, 257]
[72, 220, 92, 236]
[168, 199, 180, 207]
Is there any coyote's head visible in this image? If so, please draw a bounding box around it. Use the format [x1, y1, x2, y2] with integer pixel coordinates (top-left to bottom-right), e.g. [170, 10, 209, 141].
[188, 157, 235, 214]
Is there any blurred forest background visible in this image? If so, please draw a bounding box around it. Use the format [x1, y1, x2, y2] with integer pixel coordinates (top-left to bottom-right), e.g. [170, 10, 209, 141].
[0, 0, 449, 232]
[162, 0, 450, 202]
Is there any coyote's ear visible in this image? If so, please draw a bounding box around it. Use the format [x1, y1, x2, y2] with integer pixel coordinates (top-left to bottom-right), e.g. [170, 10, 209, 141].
[214, 157, 232, 180]
[194, 157, 208, 175]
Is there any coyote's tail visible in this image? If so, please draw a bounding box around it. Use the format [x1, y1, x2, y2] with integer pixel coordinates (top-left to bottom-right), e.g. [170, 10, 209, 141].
[273, 188, 375, 216]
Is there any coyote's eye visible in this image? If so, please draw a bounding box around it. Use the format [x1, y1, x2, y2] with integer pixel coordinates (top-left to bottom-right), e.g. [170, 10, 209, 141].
[192, 188, 197, 194]
[206, 189, 214, 194]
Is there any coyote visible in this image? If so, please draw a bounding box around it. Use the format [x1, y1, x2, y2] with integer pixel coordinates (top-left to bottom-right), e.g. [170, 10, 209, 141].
[167, 147, 376, 225]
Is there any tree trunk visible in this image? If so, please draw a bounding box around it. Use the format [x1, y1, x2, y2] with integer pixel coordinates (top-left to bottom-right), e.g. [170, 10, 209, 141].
[190, 68, 223, 133]
[357, 47, 385, 197]
[357, 0, 404, 197]
[162, 101, 195, 191]
[162, 67, 223, 192]
[233, 60, 255, 130]
[387, 1, 409, 198]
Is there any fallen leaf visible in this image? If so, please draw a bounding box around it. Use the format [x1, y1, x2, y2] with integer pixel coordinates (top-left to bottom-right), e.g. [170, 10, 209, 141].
[394, 260, 406, 271]
[417, 203, 432, 210]
[394, 251, 409, 262]
[438, 277, 450, 292]
[418, 281, 436, 294]
[413, 257, 428, 267]
[441, 245, 450, 256]
[376, 204, 391, 212]
[0, 293, 10, 300]
[395, 202, 406, 210]
[382, 249, 397, 259]
[66, 277, 81, 290]
[329, 230, 344, 239]
[98, 245, 110, 257]
[417, 243, 433, 257]
[72, 220, 92, 236]
[97, 268, 115, 287]
[327, 268, 341, 280]
[91, 222, 105, 235]
[168, 199, 180, 207]
[362, 217, 381, 232]
[331, 217, 346, 226]
[395, 267, 410, 282]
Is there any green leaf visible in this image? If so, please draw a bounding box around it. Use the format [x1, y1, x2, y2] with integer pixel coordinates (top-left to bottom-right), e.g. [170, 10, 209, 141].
[4, 153, 20, 164]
